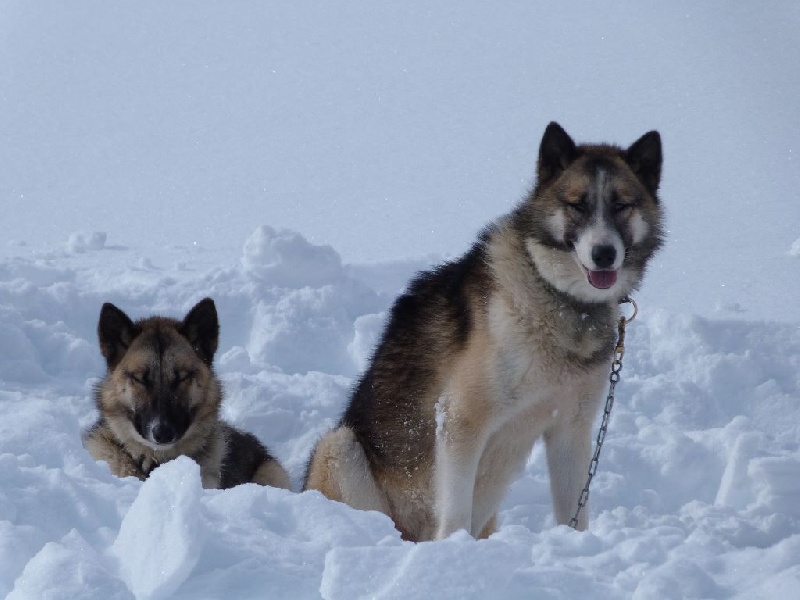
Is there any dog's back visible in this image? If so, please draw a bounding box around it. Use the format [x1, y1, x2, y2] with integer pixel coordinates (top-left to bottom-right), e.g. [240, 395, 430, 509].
[221, 424, 290, 490]
[343, 243, 492, 472]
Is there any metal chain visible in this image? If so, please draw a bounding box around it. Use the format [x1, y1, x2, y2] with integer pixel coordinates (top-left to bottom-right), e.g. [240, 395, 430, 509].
[568, 296, 638, 530]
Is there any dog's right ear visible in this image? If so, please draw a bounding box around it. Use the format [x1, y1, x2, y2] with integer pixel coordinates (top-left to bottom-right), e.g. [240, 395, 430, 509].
[98, 303, 139, 369]
[537, 122, 579, 185]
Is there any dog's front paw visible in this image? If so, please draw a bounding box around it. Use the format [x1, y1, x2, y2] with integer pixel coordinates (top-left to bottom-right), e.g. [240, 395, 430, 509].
[138, 456, 160, 477]
[108, 454, 146, 481]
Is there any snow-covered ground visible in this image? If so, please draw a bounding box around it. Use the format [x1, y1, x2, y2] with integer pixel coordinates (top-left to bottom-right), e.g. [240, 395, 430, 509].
[1, 2, 799, 599]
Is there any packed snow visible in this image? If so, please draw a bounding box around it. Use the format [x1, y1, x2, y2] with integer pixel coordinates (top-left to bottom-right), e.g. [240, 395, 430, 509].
[1, 2, 799, 599]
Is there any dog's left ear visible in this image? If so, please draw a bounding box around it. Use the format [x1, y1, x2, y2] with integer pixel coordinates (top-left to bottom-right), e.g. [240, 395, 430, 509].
[179, 298, 219, 366]
[625, 131, 662, 196]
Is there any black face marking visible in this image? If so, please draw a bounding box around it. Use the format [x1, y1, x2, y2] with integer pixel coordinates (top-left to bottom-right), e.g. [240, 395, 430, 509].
[120, 323, 204, 446]
[132, 393, 193, 446]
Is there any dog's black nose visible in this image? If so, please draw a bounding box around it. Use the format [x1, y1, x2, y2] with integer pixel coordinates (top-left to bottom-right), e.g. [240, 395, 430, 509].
[591, 245, 617, 269]
[151, 420, 177, 445]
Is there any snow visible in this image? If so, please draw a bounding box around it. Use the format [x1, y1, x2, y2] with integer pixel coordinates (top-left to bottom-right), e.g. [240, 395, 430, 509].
[1, 2, 799, 599]
[112, 458, 207, 600]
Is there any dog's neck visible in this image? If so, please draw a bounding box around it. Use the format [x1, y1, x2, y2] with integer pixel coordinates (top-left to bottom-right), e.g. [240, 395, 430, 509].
[486, 220, 618, 365]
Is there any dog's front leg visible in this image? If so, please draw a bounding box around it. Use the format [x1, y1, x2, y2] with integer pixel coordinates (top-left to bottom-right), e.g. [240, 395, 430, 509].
[543, 407, 594, 531]
[433, 405, 486, 540]
[83, 426, 146, 480]
[434, 437, 482, 539]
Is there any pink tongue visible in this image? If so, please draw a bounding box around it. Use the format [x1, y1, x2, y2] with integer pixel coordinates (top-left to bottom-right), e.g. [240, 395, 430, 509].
[588, 270, 618, 289]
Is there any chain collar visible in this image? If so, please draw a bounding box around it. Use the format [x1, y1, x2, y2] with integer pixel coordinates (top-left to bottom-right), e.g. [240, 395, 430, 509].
[569, 296, 638, 530]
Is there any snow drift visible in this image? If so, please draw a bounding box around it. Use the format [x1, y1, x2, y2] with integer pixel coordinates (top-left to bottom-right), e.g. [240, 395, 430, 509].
[1, 228, 798, 599]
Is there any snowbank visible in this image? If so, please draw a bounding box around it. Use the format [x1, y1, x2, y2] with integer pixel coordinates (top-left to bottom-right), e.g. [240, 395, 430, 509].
[1, 227, 798, 598]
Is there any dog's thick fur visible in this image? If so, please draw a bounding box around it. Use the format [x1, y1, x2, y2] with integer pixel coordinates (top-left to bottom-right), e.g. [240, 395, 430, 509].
[83, 298, 290, 490]
[304, 122, 664, 540]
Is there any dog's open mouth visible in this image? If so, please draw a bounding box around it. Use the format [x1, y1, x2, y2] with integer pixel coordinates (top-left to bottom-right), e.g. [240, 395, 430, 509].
[587, 269, 618, 290]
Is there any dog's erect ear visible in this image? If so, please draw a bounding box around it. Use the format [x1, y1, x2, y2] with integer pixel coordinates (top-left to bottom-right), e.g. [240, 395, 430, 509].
[179, 298, 219, 366]
[98, 303, 140, 369]
[625, 131, 662, 197]
[537, 122, 579, 185]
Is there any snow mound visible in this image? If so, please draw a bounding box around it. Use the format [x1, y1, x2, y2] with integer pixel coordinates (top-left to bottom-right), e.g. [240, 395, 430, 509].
[112, 457, 207, 600]
[347, 312, 386, 371]
[247, 288, 356, 375]
[239, 227, 382, 375]
[67, 232, 107, 254]
[8, 530, 129, 600]
[0, 304, 100, 384]
[242, 225, 343, 288]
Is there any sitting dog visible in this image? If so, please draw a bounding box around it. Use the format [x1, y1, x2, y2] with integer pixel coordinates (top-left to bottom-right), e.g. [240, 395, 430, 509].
[304, 122, 664, 540]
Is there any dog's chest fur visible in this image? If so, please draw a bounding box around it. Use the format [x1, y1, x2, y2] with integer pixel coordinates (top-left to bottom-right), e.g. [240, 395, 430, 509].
[456, 227, 618, 524]
[478, 287, 614, 444]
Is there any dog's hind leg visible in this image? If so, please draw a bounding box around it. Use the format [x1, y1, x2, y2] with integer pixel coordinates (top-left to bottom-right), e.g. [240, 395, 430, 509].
[304, 426, 390, 514]
[252, 459, 291, 490]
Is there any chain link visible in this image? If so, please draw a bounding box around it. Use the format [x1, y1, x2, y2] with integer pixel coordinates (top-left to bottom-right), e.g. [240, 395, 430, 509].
[568, 297, 637, 530]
